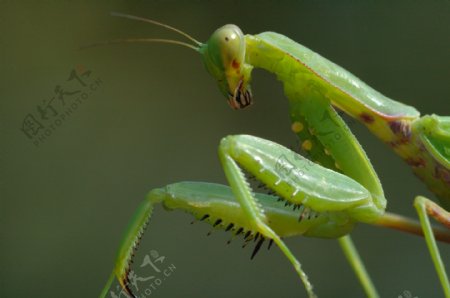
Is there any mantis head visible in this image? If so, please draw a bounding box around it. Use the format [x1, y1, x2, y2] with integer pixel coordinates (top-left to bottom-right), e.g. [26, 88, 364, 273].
[199, 25, 254, 110]
[85, 13, 254, 110]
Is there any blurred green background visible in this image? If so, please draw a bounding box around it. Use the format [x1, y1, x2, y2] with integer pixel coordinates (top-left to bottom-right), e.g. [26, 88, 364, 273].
[1, 1, 450, 297]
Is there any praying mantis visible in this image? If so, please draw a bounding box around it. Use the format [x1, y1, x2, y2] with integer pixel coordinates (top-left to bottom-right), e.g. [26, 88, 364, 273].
[95, 13, 450, 298]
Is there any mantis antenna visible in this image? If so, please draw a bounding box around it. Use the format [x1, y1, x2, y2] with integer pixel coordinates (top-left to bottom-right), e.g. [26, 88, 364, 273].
[110, 12, 201, 45]
[81, 12, 202, 51]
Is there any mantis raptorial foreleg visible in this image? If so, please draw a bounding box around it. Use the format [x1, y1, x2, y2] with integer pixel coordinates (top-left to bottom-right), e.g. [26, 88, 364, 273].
[219, 131, 386, 297]
[100, 132, 382, 298]
[90, 13, 450, 298]
[218, 135, 315, 297]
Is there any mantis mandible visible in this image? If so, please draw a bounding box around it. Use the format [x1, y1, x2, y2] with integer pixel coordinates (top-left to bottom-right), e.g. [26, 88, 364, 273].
[95, 13, 450, 298]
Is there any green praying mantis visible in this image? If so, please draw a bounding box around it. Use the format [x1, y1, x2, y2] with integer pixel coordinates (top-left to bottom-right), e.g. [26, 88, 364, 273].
[95, 13, 450, 298]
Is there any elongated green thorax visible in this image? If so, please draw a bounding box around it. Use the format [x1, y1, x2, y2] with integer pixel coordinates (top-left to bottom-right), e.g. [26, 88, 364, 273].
[243, 31, 450, 208]
[245, 32, 419, 142]
[242, 32, 450, 207]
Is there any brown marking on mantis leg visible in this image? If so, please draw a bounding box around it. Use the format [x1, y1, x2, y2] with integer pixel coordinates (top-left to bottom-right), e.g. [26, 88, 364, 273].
[388, 139, 410, 148]
[435, 163, 450, 185]
[360, 112, 375, 124]
[389, 120, 412, 139]
[405, 157, 426, 168]
[387, 120, 414, 149]
[232, 59, 240, 70]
